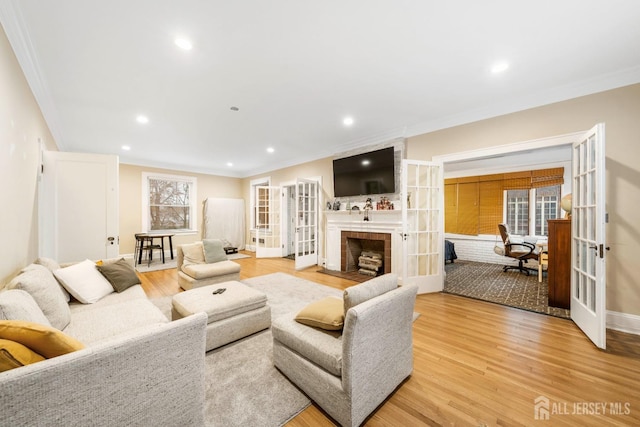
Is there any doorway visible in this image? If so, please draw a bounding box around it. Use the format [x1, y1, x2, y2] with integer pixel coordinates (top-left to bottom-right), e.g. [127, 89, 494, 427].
[437, 134, 577, 316]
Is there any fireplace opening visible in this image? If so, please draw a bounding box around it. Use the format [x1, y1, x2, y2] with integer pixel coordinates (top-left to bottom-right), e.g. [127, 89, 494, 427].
[341, 231, 391, 276]
[346, 238, 384, 276]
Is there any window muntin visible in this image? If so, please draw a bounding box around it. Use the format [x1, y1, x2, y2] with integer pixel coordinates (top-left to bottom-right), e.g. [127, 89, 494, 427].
[505, 185, 561, 237]
[143, 173, 197, 232]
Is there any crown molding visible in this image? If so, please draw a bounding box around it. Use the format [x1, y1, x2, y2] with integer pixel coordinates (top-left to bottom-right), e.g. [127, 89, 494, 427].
[404, 65, 640, 139]
[0, 0, 66, 149]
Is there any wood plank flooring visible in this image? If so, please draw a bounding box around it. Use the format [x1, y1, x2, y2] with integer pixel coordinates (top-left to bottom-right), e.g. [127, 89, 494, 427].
[138, 252, 640, 426]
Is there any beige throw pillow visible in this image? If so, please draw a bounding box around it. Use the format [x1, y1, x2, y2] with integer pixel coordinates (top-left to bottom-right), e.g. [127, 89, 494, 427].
[181, 242, 205, 265]
[295, 297, 344, 331]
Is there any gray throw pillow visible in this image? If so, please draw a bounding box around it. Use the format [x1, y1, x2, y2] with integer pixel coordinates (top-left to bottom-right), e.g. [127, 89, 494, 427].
[0, 289, 52, 326]
[96, 258, 141, 293]
[6, 264, 71, 330]
[202, 239, 227, 264]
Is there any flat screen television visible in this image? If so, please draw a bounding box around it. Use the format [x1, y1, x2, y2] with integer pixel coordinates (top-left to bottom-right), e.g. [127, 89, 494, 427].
[333, 147, 396, 197]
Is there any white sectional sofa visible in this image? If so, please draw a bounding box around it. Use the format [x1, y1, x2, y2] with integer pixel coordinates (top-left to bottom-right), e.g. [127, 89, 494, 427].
[0, 259, 207, 426]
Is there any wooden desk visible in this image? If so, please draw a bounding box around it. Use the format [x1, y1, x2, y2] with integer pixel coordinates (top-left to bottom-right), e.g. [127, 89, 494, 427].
[135, 232, 175, 265]
[547, 219, 571, 309]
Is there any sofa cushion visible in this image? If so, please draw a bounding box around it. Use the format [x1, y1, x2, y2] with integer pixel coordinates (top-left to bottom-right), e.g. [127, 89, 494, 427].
[343, 273, 398, 315]
[32, 258, 70, 302]
[7, 264, 71, 330]
[0, 320, 85, 358]
[203, 239, 227, 264]
[182, 242, 205, 265]
[33, 257, 61, 272]
[64, 299, 169, 345]
[0, 289, 51, 326]
[96, 258, 141, 292]
[181, 260, 240, 280]
[54, 259, 114, 304]
[295, 297, 344, 331]
[272, 313, 343, 376]
[0, 338, 45, 372]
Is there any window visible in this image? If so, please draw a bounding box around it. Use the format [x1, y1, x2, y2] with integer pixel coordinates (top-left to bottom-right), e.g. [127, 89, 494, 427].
[250, 177, 271, 230]
[142, 173, 197, 232]
[535, 185, 561, 235]
[445, 167, 564, 236]
[505, 185, 561, 237]
[505, 189, 530, 235]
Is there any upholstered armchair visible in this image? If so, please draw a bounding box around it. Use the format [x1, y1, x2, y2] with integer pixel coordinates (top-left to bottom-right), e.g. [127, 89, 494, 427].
[497, 223, 539, 275]
[272, 274, 417, 427]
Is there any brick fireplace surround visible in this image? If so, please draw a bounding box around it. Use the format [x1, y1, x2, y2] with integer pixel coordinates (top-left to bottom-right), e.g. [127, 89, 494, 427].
[341, 231, 392, 274]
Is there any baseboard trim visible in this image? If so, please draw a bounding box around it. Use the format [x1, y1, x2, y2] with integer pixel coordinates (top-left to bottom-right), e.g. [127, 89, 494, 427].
[607, 310, 640, 335]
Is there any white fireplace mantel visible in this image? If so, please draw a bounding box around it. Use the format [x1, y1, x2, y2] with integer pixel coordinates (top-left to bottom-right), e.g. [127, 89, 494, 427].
[324, 210, 403, 275]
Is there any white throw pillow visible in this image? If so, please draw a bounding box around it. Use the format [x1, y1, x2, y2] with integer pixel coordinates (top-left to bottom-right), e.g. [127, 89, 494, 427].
[54, 260, 114, 304]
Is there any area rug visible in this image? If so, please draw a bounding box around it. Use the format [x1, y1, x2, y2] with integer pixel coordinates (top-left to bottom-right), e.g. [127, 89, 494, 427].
[150, 273, 343, 427]
[444, 260, 570, 319]
[133, 258, 177, 273]
[227, 253, 251, 260]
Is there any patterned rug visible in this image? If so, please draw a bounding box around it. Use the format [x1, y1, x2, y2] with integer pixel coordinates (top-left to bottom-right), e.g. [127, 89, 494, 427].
[444, 260, 570, 319]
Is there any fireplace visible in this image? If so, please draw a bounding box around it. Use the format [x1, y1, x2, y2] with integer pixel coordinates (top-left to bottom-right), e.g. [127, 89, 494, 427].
[341, 231, 391, 275]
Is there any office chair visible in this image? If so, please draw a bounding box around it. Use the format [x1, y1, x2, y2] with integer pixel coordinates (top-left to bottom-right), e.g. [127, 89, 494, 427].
[497, 223, 539, 275]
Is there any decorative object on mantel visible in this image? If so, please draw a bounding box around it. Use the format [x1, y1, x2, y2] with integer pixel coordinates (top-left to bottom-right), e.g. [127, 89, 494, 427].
[326, 201, 332, 210]
[363, 197, 373, 221]
[332, 200, 341, 211]
[377, 196, 394, 210]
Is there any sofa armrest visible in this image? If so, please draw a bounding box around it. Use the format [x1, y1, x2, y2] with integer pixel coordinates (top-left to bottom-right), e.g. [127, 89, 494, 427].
[0, 313, 208, 427]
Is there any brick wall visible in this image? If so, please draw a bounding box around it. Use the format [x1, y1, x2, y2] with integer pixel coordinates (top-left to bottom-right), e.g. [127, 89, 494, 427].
[446, 235, 541, 268]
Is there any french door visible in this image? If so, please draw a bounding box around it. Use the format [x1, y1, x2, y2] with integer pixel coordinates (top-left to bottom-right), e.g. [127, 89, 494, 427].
[571, 123, 607, 349]
[401, 159, 444, 293]
[255, 186, 282, 258]
[294, 178, 318, 270]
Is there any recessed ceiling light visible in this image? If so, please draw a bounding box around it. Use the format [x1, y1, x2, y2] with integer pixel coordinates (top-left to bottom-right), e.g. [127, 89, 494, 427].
[226, 162, 233, 167]
[174, 38, 193, 51]
[491, 62, 509, 74]
[361, 159, 370, 166]
[230, 106, 240, 111]
[343, 117, 354, 126]
[266, 147, 275, 154]
[121, 145, 131, 151]
[136, 115, 149, 124]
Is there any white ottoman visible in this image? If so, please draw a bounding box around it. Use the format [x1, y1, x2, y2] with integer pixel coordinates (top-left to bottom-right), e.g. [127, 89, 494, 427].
[171, 281, 271, 351]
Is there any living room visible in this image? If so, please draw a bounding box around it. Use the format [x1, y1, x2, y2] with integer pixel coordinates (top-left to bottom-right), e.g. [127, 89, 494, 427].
[3, 2, 640, 425]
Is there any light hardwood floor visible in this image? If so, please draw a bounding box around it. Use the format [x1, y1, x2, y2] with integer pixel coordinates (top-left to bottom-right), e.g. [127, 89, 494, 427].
[139, 253, 640, 426]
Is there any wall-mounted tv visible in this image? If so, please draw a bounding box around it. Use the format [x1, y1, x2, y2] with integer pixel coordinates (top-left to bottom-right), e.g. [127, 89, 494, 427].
[333, 147, 396, 197]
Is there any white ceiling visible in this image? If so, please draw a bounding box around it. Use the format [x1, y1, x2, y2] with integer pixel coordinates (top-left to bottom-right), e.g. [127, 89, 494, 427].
[2, 0, 640, 177]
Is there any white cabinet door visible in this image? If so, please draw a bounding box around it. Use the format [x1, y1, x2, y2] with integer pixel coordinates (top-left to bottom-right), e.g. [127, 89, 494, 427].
[40, 151, 119, 262]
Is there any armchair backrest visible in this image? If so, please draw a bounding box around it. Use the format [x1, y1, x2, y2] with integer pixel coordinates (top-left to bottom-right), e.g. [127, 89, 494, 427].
[341, 279, 417, 404]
